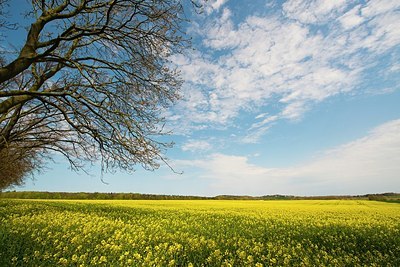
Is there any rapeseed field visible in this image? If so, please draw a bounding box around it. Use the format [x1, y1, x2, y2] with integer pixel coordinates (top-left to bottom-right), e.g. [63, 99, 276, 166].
[0, 199, 399, 266]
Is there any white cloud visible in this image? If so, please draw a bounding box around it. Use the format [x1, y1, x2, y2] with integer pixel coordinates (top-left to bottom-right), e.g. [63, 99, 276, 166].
[255, 113, 269, 119]
[177, 153, 269, 182]
[339, 5, 364, 30]
[181, 140, 212, 152]
[203, 8, 239, 49]
[169, 1, 400, 139]
[241, 126, 271, 144]
[250, 115, 278, 130]
[283, 0, 348, 24]
[292, 119, 400, 191]
[389, 62, 400, 73]
[360, 0, 400, 18]
[363, 12, 400, 53]
[241, 115, 279, 144]
[176, 119, 400, 195]
[204, 0, 230, 14]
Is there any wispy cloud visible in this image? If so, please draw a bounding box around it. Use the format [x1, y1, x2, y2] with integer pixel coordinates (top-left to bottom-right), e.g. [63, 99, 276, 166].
[175, 119, 400, 195]
[169, 0, 400, 139]
[283, 0, 348, 24]
[241, 115, 278, 144]
[204, 0, 230, 14]
[181, 140, 212, 152]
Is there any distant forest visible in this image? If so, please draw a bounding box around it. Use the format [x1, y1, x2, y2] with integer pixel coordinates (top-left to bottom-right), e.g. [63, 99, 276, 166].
[0, 191, 399, 202]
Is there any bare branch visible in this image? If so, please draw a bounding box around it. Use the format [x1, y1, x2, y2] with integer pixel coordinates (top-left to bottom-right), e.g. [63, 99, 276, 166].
[0, 0, 189, 188]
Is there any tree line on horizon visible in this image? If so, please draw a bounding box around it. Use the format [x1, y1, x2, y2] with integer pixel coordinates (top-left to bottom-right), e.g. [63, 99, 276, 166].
[1, 191, 399, 202]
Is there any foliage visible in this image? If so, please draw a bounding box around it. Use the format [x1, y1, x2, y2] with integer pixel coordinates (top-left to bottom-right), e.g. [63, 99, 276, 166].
[0, 199, 399, 266]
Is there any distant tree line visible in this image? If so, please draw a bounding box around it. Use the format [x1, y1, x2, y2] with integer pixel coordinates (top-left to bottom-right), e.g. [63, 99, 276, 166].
[367, 193, 400, 203]
[0, 191, 210, 200]
[1, 191, 398, 201]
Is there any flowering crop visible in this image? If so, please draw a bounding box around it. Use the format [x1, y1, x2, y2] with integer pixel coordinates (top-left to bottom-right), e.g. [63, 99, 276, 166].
[0, 199, 399, 266]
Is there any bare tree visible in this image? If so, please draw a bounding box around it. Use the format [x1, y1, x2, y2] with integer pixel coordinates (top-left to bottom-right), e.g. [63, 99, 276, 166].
[0, 0, 189, 188]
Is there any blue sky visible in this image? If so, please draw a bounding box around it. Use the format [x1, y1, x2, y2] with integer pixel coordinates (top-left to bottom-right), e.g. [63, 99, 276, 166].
[16, 0, 400, 196]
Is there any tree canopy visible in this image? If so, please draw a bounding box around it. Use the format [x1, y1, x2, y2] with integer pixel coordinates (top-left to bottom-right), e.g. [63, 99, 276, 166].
[0, 0, 189, 189]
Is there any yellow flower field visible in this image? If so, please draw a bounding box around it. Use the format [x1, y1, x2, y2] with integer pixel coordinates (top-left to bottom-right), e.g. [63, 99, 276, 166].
[0, 199, 399, 266]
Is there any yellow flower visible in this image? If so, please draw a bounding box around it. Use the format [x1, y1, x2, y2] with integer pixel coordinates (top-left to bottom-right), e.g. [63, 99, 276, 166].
[58, 258, 68, 265]
[99, 256, 107, 263]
